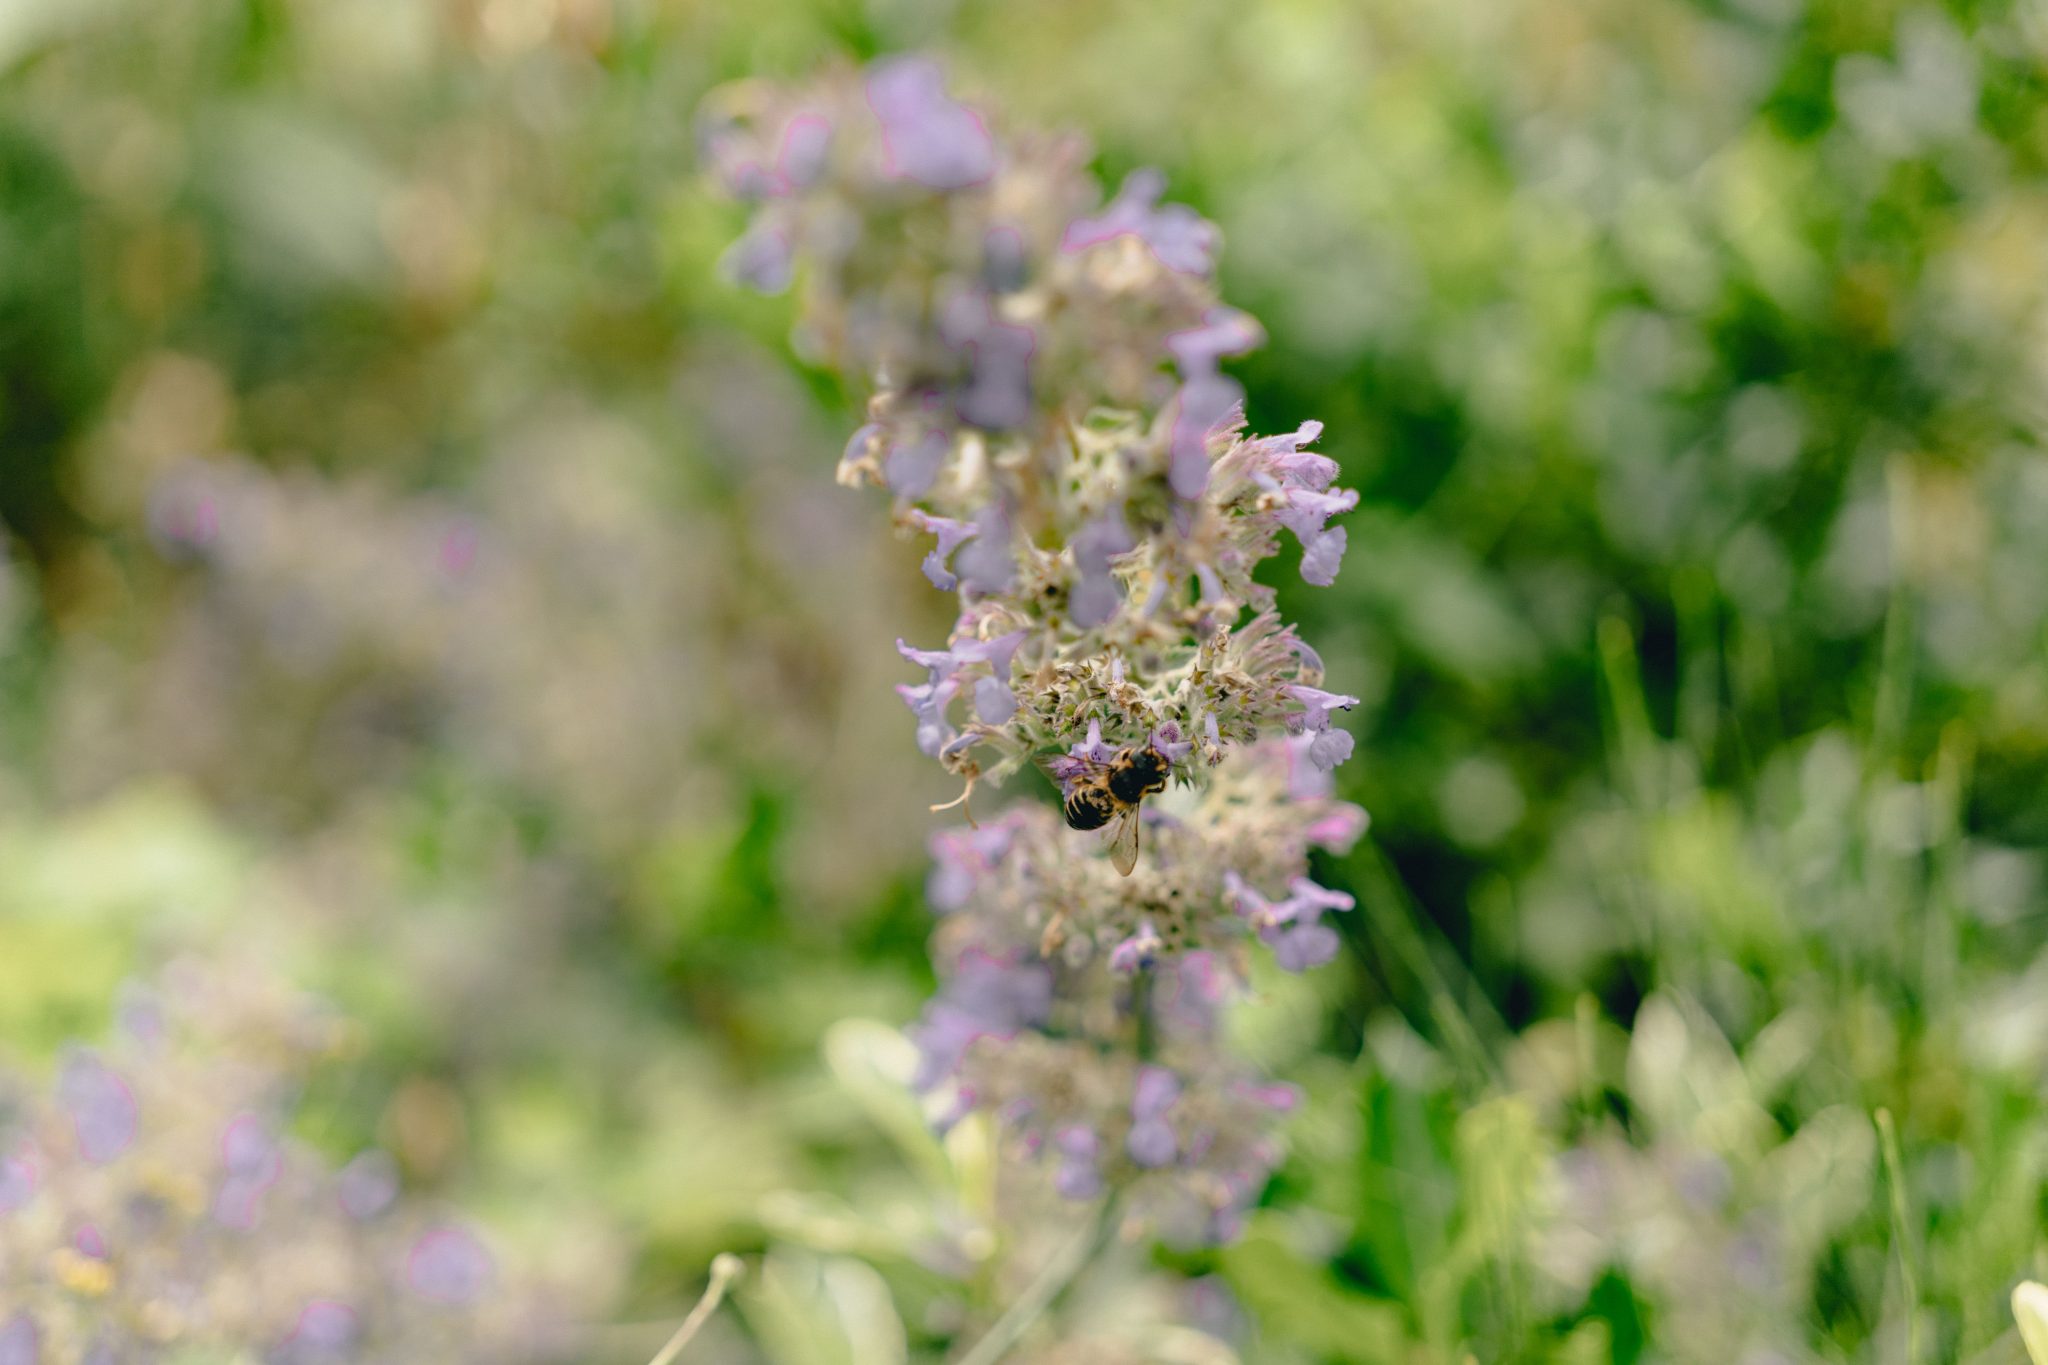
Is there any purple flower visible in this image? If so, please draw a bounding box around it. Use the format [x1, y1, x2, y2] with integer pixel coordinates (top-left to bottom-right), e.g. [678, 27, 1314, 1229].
[59, 1053, 137, 1165]
[927, 812, 1024, 912]
[1302, 803, 1369, 853]
[719, 218, 794, 293]
[0, 1151, 35, 1213]
[1148, 721, 1193, 765]
[1054, 1125, 1104, 1199]
[776, 111, 833, 189]
[866, 57, 994, 191]
[1168, 310, 1264, 372]
[1250, 421, 1336, 489]
[0, 1314, 38, 1365]
[214, 1113, 284, 1230]
[286, 1299, 360, 1352]
[907, 510, 977, 590]
[1069, 513, 1133, 627]
[952, 502, 1014, 594]
[1265, 918, 1340, 971]
[337, 1149, 399, 1220]
[941, 292, 1036, 430]
[1127, 1065, 1181, 1168]
[1108, 920, 1165, 975]
[1166, 310, 1263, 497]
[1227, 873, 1354, 973]
[1156, 951, 1229, 1037]
[1275, 487, 1358, 587]
[406, 1224, 495, 1305]
[1285, 685, 1359, 771]
[883, 429, 948, 499]
[1060, 168, 1218, 275]
[909, 949, 1052, 1091]
[894, 630, 1024, 755]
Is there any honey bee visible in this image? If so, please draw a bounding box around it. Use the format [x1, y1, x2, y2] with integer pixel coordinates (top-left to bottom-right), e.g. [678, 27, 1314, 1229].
[1038, 740, 1170, 877]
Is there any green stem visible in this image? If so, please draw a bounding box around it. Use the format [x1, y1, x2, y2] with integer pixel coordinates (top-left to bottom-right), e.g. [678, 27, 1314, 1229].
[647, 1253, 744, 1365]
[1876, 1108, 1920, 1365]
[955, 1196, 1118, 1365]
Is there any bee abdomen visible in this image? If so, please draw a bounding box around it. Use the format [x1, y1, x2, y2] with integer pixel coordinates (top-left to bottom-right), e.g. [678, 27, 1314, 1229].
[1064, 788, 1115, 831]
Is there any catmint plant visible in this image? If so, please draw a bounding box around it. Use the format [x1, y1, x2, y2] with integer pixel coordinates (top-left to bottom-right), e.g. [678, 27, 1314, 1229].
[707, 56, 1364, 1247]
[0, 960, 563, 1362]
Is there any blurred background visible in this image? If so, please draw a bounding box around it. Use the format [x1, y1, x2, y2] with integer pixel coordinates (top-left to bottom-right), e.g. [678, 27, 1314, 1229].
[2, 0, 2046, 1360]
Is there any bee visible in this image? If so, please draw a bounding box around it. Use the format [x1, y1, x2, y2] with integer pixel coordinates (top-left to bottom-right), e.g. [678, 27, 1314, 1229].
[1038, 740, 1170, 877]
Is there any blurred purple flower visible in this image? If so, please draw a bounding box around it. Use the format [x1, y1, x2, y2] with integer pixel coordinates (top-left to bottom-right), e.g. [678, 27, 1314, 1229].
[0, 1315, 37, 1365]
[720, 219, 795, 293]
[1127, 1065, 1181, 1168]
[1165, 310, 1263, 498]
[1109, 920, 1165, 975]
[0, 1151, 35, 1213]
[1069, 512, 1133, 627]
[286, 1300, 360, 1352]
[910, 949, 1053, 1091]
[777, 111, 834, 188]
[952, 501, 1014, 594]
[1060, 168, 1217, 275]
[406, 1224, 495, 1305]
[883, 428, 948, 499]
[337, 1149, 399, 1221]
[866, 57, 994, 190]
[214, 1114, 284, 1230]
[1054, 1124, 1104, 1199]
[927, 812, 1026, 912]
[59, 1053, 137, 1165]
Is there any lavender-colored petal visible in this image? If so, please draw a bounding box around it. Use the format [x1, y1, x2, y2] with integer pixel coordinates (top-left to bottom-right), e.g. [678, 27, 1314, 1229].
[1132, 1065, 1181, 1118]
[866, 57, 994, 190]
[1304, 803, 1370, 852]
[957, 318, 1036, 430]
[719, 219, 794, 293]
[406, 1224, 495, 1305]
[0, 1154, 35, 1213]
[1168, 375, 1244, 499]
[952, 503, 1014, 594]
[1265, 920, 1341, 972]
[59, 1054, 137, 1165]
[1127, 1117, 1178, 1168]
[337, 1150, 399, 1220]
[973, 674, 1017, 724]
[1308, 727, 1354, 771]
[885, 431, 949, 499]
[775, 111, 833, 188]
[0, 1315, 37, 1365]
[1299, 525, 1348, 587]
[1108, 922, 1164, 975]
[1061, 169, 1219, 276]
[1166, 310, 1264, 371]
[287, 1299, 361, 1351]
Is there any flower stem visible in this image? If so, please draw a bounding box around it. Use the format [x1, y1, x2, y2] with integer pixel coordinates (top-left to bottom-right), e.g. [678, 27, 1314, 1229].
[955, 1197, 1118, 1365]
[647, 1253, 744, 1365]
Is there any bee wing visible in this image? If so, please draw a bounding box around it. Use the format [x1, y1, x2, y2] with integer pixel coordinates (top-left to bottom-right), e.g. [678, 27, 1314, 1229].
[1105, 804, 1141, 877]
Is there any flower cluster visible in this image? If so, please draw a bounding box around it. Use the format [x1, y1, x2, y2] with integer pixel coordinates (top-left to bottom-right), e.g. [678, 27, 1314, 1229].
[0, 961, 563, 1363]
[708, 57, 1363, 1242]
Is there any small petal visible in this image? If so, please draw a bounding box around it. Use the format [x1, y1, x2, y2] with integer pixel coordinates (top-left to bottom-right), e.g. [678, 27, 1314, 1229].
[866, 57, 994, 190]
[1127, 1117, 1178, 1168]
